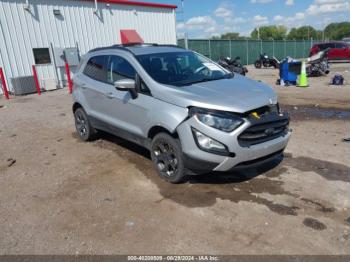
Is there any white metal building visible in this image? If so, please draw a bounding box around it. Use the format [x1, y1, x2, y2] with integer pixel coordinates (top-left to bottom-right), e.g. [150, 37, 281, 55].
[0, 0, 177, 94]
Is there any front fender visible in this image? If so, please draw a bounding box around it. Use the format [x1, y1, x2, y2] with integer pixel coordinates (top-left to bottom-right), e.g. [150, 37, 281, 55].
[145, 100, 188, 135]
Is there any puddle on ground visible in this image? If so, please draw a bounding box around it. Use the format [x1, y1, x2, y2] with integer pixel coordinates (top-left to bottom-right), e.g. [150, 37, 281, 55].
[301, 198, 335, 213]
[303, 217, 327, 231]
[283, 153, 350, 183]
[282, 105, 350, 121]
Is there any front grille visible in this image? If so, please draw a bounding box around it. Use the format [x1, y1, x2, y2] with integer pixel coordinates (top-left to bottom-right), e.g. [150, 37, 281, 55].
[238, 118, 289, 147]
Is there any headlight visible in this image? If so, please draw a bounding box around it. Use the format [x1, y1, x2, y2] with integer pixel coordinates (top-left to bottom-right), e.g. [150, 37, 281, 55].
[189, 107, 243, 132]
[192, 128, 229, 155]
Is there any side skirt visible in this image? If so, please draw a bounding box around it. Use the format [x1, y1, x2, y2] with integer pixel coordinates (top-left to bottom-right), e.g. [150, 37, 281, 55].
[89, 116, 151, 150]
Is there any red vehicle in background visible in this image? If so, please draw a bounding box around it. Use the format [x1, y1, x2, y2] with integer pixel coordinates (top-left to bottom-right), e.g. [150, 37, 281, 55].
[309, 41, 350, 61]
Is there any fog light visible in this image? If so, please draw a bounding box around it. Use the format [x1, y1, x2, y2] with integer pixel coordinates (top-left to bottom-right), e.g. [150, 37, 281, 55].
[192, 128, 229, 155]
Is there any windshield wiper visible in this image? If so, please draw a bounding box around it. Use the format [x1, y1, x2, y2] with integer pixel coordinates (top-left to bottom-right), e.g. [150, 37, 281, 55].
[181, 74, 234, 86]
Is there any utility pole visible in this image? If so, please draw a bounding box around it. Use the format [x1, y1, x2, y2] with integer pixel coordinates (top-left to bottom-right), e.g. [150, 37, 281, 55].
[184, 32, 188, 49]
[322, 29, 325, 41]
[322, 22, 326, 41]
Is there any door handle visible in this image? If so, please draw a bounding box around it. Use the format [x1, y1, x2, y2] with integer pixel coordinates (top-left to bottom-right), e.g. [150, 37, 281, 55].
[80, 84, 87, 89]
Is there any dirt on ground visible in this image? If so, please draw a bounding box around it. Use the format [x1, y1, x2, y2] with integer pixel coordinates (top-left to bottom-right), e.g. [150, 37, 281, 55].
[0, 63, 350, 255]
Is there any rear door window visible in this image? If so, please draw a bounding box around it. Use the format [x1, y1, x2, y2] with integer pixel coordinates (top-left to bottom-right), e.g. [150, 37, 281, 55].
[83, 56, 108, 82]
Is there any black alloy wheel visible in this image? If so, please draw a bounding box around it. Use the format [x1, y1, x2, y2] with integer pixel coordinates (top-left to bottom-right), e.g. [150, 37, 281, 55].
[151, 133, 185, 183]
[74, 108, 96, 141]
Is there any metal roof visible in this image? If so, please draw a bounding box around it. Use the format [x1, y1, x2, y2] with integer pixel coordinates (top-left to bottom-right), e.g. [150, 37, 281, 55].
[79, 0, 177, 9]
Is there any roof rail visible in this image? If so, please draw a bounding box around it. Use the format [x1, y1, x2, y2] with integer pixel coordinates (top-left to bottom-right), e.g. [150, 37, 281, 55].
[88, 43, 185, 54]
[156, 44, 184, 48]
[121, 43, 185, 49]
[122, 43, 158, 47]
[88, 45, 130, 53]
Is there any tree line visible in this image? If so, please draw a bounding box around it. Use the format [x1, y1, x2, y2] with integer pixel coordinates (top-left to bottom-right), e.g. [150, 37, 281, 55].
[211, 22, 350, 41]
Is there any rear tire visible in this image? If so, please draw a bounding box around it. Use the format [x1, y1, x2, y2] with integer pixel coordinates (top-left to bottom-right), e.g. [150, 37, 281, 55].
[150, 133, 186, 183]
[254, 61, 262, 69]
[74, 108, 97, 141]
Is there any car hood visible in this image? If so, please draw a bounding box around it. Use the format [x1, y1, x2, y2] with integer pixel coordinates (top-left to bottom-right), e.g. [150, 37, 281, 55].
[154, 74, 278, 113]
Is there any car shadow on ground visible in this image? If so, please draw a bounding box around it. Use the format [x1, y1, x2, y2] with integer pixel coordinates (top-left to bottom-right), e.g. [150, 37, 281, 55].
[188, 157, 283, 184]
[89, 131, 295, 210]
[96, 131, 284, 185]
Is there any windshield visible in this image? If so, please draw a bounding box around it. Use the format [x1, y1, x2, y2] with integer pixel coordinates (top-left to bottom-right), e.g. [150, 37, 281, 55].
[136, 51, 233, 87]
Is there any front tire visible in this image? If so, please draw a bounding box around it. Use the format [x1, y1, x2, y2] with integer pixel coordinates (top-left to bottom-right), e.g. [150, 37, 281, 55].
[150, 133, 186, 183]
[74, 108, 96, 141]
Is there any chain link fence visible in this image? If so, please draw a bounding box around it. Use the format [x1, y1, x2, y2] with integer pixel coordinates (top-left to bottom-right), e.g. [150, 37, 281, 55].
[177, 39, 324, 65]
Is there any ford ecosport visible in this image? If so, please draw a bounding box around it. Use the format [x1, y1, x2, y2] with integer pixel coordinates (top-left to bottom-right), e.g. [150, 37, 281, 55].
[72, 44, 291, 183]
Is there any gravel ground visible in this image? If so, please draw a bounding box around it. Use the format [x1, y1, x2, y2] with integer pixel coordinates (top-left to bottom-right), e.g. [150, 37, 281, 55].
[0, 63, 350, 255]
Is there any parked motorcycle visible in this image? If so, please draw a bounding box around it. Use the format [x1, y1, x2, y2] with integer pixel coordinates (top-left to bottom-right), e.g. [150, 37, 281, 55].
[306, 48, 330, 77]
[218, 56, 248, 76]
[254, 53, 279, 69]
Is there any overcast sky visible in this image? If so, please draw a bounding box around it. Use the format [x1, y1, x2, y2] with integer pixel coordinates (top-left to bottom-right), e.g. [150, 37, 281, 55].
[153, 0, 350, 38]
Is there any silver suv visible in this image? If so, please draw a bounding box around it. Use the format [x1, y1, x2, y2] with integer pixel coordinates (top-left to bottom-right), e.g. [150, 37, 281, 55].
[72, 44, 291, 183]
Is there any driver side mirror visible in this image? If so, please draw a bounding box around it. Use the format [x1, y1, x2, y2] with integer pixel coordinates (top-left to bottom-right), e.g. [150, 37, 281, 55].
[114, 79, 138, 99]
[114, 79, 135, 91]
